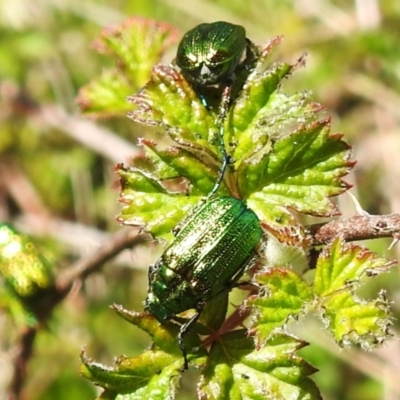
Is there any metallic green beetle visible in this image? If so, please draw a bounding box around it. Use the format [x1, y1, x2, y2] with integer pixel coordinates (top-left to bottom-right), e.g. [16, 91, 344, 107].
[176, 21, 250, 86]
[175, 22, 260, 197]
[175, 21, 258, 121]
[145, 196, 262, 370]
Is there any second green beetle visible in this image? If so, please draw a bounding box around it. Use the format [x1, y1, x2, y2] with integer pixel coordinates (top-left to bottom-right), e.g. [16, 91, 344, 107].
[175, 21, 260, 197]
[176, 21, 252, 86]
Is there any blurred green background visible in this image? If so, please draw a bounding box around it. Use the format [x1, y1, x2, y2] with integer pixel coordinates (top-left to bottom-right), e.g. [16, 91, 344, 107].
[1, 1, 400, 399]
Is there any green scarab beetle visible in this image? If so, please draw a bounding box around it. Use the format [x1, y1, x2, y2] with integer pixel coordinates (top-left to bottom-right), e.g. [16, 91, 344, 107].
[176, 21, 250, 86]
[176, 22, 260, 198]
[145, 196, 262, 371]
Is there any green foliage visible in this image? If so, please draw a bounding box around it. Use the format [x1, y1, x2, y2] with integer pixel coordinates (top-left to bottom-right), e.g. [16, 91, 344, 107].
[248, 238, 394, 349]
[82, 311, 320, 400]
[1, 0, 399, 398]
[314, 239, 394, 347]
[116, 42, 351, 244]
[77, 17, 179, 117]
[199, 333, 320, 400]
[78, 18, 396, 400]
[0, 224, 53, 325]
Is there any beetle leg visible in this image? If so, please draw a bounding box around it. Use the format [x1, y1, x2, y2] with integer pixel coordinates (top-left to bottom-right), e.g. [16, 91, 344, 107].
[198, 90, 212, 110]
[239, 38, 260, 72]
[207, 129, 228, 198]
[208, 42, 260, 198]
[215, 252, 258, 295]
[148, 264, 157, 280]
[235, 280, 258, 291]
[207, 82, 232, 198]
[178, 302, 204, 371]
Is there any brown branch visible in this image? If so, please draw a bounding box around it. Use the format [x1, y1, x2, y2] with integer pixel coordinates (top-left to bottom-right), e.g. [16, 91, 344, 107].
[7, 227, 149, 399]
[307, 212, 400, 246]
[36, 105, 140, 163]
[8, 326, 37, 400]
[56, 227, 150, 292]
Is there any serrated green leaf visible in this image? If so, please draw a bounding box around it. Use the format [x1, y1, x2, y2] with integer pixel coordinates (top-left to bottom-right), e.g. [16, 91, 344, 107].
[227, 49, 317, 166]
[322, 290, 392, 349]
[95, 18, 179, 88]
[140, 139, 229, 196]
[77, 70, 133, 116]
[314, 238, 395, 348]
[112, 305, 206, 368]
[228, 62, 294, 162]
[111, 306, 180, 356]
[118, 164, 167, 194]
[78, 18, 179, 116]
[199, 331, 321, 400]
[116, 353, 181, 399]
[117, 164, 200, 241]
[247, 268, 313, 346]
[243, 120, 352, 216]
[128, 64, 217, 148]
[314, 238, 394, 296]
[81, 349, 181, 397]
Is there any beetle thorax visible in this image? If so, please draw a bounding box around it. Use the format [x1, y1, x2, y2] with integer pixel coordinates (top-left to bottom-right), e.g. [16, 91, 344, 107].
[187, 50, 218, 71]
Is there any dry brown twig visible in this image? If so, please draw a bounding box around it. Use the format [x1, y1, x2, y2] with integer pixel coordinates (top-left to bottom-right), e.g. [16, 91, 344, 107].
[308, 212, 400, 246]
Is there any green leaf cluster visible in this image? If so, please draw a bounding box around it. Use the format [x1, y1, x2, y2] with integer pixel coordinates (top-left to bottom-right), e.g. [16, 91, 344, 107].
[0, 224, 54, 325]
[77, 18, 179, 117]
[249, 238, 394, 349]
[79, 18, 395, 400]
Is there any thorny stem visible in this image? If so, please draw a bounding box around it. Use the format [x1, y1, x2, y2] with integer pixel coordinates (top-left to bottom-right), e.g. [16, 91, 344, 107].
[8, 327, 37, 400]
[56, 227, 148, 291]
